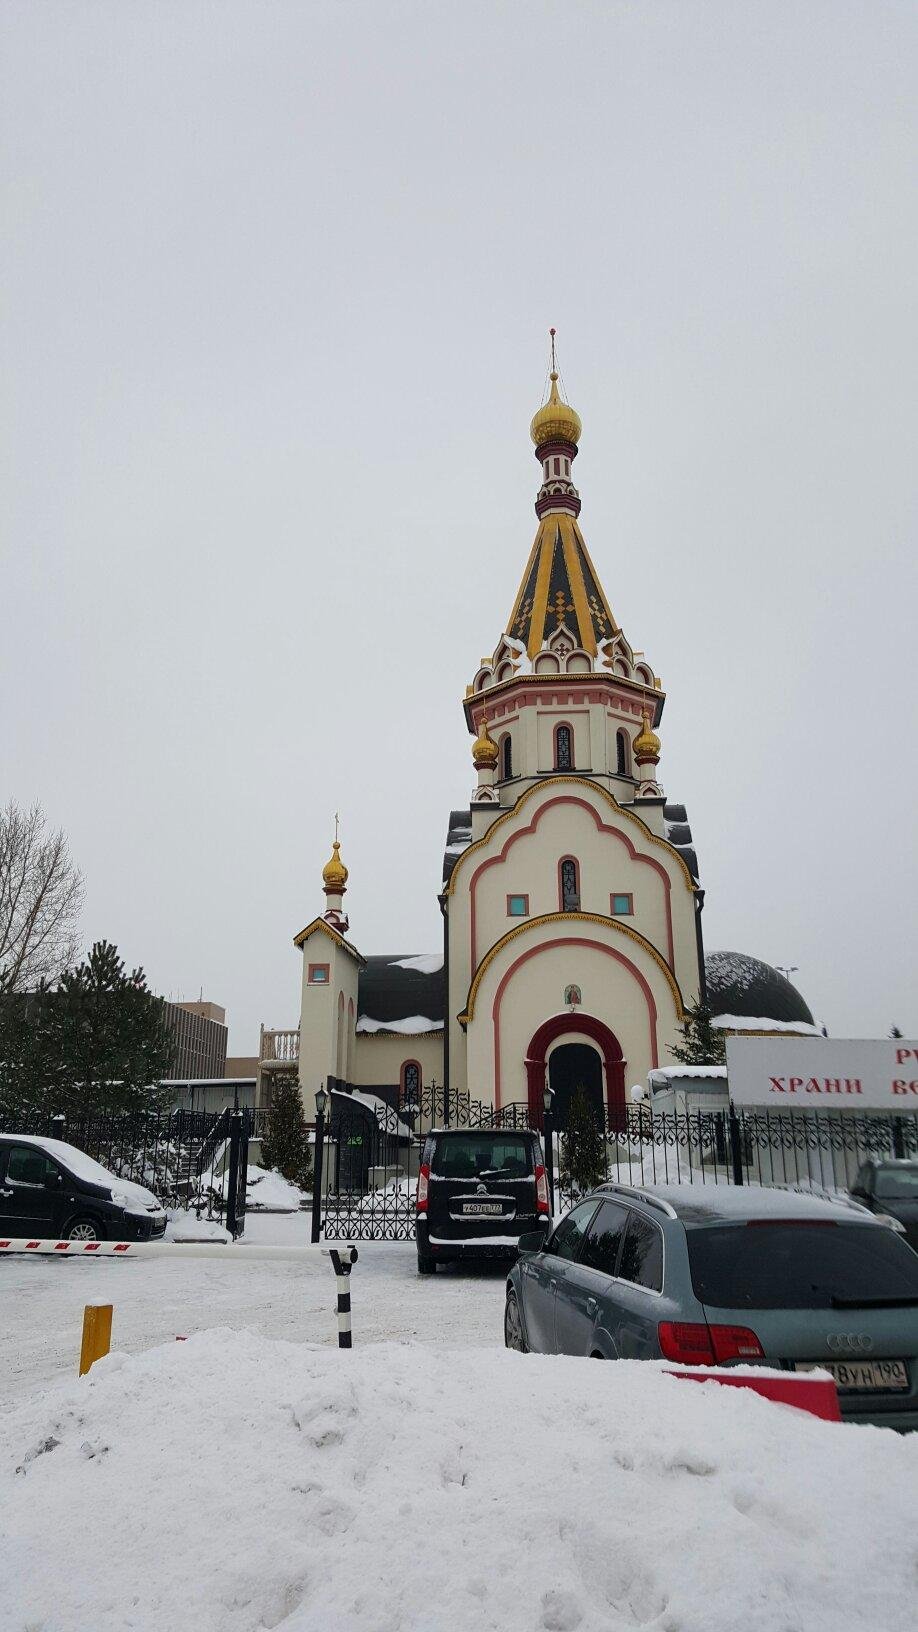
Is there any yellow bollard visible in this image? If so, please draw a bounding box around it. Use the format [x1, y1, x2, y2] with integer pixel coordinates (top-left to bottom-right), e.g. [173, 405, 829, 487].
[79, 1303, 113, 1376]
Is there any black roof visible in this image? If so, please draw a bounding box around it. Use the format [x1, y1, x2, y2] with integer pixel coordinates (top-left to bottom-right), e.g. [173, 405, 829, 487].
[357, 955, 446, 1026]
[705, 950, 815, 1026]
[442, 808, 472, 885]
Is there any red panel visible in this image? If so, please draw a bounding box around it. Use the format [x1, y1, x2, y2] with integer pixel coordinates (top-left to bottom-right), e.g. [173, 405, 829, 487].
[667, 1368, 841, 1422]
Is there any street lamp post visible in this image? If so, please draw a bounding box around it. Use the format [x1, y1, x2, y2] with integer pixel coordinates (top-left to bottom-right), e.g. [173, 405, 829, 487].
[542, 1083, 555, 1217]
[311, 1083, 329, 1245]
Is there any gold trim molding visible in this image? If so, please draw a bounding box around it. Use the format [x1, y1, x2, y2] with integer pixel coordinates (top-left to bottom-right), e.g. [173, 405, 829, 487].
[459, 909, 688, 1025]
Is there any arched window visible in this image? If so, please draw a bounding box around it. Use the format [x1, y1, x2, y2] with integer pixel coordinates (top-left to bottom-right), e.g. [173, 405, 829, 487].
[616, 729, 630, 777]
[559, 856, 580, 912]
[401, 1060, 421, 1104]
[554, 724, 573, 770]
[500, 733, 513, 780]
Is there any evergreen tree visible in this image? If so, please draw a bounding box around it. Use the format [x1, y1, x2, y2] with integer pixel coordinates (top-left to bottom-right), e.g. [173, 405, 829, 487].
[890, 1025, 903, 1039]
[670, 1001, 726, 1066]
[559, 1085, 607, 1196]
[260, 1072, 313, 1189]
[47, 940, 175, 1115]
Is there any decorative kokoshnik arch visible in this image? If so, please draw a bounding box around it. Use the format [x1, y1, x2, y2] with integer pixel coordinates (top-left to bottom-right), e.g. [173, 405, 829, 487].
[458, 915, 688, 1108]
[525, 1010, 626, 1128]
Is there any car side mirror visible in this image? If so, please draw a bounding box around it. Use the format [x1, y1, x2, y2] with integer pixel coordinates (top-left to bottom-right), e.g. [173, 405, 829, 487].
[850, 1186, 868, 1201]
[45, 1172, 63, 1190]
[516, 1230, 546, 1256]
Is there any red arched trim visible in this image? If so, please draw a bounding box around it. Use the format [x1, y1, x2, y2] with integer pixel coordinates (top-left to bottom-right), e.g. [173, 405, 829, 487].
[468, 794, 675, 970]
[553, 721, 574, 771]
[490, 935, 659, 1108]
[557, 855, 580, 912]
[523, 1010, 627, 1131]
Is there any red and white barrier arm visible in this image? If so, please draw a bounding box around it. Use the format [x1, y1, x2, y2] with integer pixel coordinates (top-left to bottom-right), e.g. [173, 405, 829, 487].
[0, 1239, 357, 1261]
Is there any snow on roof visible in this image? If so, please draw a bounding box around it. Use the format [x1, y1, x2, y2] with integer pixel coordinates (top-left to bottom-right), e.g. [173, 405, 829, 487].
[389, 954, 444, 974]
[650, 1065, 728, 1081]
[355, 1014, 444, 1035]
[713, 1014, 823, 1036]
[631, 1182, 882, 1223]
[339, 1088, 412, 1139]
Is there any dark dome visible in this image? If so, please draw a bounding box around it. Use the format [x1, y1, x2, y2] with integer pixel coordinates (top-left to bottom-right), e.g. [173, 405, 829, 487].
[704, 951, 814, 1027]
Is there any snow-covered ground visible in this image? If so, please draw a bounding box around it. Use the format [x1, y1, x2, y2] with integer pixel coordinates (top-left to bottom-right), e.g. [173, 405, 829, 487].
[2, 1329, 916, 1632]
[0, 1215, 506, 1406]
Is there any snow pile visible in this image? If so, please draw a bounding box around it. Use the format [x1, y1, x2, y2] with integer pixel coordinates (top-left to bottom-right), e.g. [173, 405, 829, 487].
[165, 1210, 231, 1243]
[2, 1335, 915, 1632]
[246, 1167, 306, 1211]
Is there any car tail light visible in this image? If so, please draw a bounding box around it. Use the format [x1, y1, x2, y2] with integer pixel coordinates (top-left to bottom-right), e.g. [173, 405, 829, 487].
[708, 1324, 765, 1362]
[416, 1164, 430, 1214]
[657, 1322, 716, 1365]
[534, 1164, 550, 1214]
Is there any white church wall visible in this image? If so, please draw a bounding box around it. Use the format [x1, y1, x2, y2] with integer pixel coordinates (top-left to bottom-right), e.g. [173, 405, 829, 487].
[463, 920, 687, 1108]
[350, 1031, 445, 1094]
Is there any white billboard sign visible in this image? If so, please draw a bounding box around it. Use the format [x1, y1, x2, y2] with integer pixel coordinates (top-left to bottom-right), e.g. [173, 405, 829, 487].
[725, 1037, 918, 1111]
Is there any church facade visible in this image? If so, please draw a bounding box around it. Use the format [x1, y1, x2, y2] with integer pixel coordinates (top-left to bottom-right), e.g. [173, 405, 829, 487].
[285, 355, 814, 1126]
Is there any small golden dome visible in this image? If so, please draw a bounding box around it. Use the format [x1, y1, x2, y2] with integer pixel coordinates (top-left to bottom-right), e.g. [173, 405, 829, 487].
[632, 707, 661, 764]
[322, 839, 348, 891]
[472, 717, 499, 770]
[530, 373, 582, 449]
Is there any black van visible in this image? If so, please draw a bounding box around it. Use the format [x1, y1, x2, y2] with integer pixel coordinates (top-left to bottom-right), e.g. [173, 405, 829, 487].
[416, 1128, 550, 1273]
[0, 1135, 167, 1242]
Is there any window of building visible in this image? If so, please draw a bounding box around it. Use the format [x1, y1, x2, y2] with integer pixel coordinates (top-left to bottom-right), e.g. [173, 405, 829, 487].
[500, 733, 513, 780]
[401, 1060, 421, 1103]
[559, 856, 580, 912]
[616, 729, 630, 777]
[554, 723, 573, 770]
[553, 456, 560, 475]
[506, 894, 529, 917]
[611, 893, 633, 916]
[307, 964, 330, 984]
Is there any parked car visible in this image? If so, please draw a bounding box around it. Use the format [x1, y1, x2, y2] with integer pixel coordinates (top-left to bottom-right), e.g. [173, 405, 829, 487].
[0, 1135, 167, 1242]
[850, 1159, 918, 1252]
[416, 1127, 550, 1273]
[504, 1182, 918, 1429]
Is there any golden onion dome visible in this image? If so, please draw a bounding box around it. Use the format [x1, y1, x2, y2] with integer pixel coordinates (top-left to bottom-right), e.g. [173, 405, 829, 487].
[632, 707, 661, 764]
[472, 717, 499, 770]
[530, 372, 582, 449]
[322, 839, 348, 890]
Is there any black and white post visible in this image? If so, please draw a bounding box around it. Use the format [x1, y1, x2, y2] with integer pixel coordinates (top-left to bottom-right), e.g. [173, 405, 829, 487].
[329, 1246, 357, 1348]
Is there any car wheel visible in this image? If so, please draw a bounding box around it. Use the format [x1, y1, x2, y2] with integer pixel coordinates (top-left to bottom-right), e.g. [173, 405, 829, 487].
[504, 1290, 528, 1353]
[65, 1217, 104, 1242]
[417, 1254, 436, 1275]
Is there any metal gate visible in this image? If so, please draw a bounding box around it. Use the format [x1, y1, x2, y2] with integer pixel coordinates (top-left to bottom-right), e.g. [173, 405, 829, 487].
[315, 1091, 918, 1241]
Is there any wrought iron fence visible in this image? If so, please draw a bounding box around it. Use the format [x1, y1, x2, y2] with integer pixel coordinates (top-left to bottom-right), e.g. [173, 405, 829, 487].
[0, 1105, 230, 1210]
[314, 1093, 918, 1241]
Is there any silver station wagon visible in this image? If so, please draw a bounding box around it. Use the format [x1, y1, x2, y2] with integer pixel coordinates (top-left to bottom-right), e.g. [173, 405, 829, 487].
[504, 1182, 918, 1430]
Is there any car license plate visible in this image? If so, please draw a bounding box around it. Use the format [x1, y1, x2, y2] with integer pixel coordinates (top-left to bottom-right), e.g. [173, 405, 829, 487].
[462, 1202, 502, 1216]
[795, 1359, 909, 1392]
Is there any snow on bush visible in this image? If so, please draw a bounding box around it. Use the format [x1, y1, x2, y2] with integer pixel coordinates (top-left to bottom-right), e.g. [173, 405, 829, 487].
[2, 1333, 915, 1631]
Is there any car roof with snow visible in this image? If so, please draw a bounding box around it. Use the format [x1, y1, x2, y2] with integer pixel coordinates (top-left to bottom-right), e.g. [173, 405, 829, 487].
[600, 1181, 881, 1226]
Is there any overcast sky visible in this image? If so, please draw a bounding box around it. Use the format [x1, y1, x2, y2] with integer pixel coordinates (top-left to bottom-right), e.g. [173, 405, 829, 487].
[3, 1, 917, 1052]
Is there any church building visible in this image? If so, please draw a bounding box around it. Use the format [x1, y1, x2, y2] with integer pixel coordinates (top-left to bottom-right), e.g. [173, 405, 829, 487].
[285, 350, 815, 1127]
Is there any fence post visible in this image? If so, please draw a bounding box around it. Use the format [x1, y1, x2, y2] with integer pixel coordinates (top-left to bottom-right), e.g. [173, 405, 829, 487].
[311, 1101, 327, 1245]
[728, 1105, 745, 1186]
[225, 1109, 243, 1239]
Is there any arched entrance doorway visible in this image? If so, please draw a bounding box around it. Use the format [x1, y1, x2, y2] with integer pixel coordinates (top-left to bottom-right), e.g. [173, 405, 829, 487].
[525, 1012, 626, 1131]
[548, 1042, 604, 1129]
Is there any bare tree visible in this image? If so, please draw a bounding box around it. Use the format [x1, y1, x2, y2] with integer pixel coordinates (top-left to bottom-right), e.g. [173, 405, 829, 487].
[0, 801, 83, 993]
